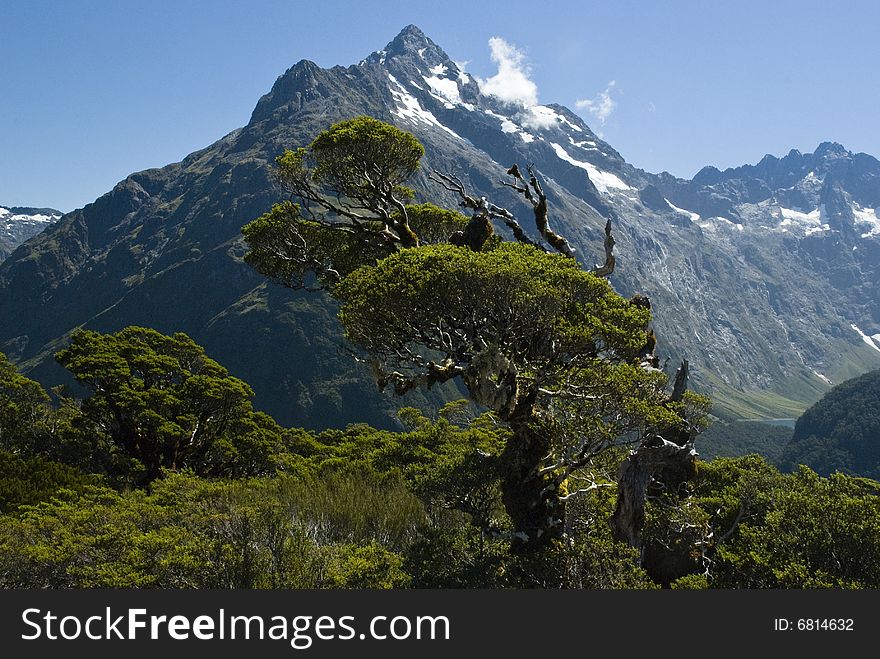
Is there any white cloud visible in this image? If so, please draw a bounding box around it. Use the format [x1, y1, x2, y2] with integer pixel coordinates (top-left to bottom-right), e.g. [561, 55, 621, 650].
[576, 81, 617, 125]
[454, 60, 471, 85]
[476, 37, 539, 107]
[522, 105, 559, 130]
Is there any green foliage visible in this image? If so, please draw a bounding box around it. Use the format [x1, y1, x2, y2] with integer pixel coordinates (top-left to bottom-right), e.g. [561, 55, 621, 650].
[780, 368, 880, 478]
[401, 203, 469, 245]
[240, 200, 470, 290]
[246, 116, 693, 550]
[669, 573, 709, 589]
[711, 466, 880, 588]
[696, 419, 792, 463]
[640, 455, 880, 588]
[242, 201, 393, 288]
[302, 405, 508, 532]
[337, 242, 650, 362]
[0, 352, 52, 454]
[0, 450, 99, 513]
[0, 351, 102, 469]
[55, 326, 286, 482]
[306, 116, 424, 201]
[323, 542, 410, 589]
[504, 538, 657, 589]
[0, 472, 423, 589]
[3, 393, 876, 589]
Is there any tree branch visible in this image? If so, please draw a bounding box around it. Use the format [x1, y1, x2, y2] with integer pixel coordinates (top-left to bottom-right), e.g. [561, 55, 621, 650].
[590, 219, 616, 278]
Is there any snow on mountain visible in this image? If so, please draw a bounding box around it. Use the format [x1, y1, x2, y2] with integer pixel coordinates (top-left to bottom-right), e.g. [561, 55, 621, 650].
[0, 206, 62, 261]
[2, 24, 880, 426]
[549, 142, 631, 193]
[851, 324, 880, 354]
[853, 204, 880, 238]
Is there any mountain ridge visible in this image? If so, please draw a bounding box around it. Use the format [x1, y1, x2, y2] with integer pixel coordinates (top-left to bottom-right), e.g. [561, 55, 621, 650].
[1, 25, 878, 428]
[0, 205, 62, 262]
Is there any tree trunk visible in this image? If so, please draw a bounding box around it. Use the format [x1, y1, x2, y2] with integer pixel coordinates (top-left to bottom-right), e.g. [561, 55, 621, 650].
[611, 360, 697, 552]
[611, 437, 696, 550]
[501, 414, 566, 552]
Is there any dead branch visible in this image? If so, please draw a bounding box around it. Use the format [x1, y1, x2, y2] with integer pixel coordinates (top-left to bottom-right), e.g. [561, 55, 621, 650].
[504, 165, 577, 258]
[591, 219, 616, 277]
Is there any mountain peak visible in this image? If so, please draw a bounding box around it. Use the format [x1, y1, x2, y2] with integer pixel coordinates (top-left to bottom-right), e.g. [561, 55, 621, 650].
[815, 141, 849, 158]
[364, 25, 453, 68]
[249, 58, 331, 124]
[385, 24, 430, 54]
[392, 24, 427, 42]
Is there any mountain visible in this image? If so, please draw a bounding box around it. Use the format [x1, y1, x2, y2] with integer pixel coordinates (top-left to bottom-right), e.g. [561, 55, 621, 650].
[647, 143, 880, 418]
[780, 369, 880, 478]
[1, 25, 879, 430]
[0, 206, 61, 262]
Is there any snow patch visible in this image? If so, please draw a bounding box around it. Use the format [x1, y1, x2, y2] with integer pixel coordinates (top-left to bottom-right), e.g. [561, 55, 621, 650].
[812, 370, 833, 385]
[428, 63, 447, 76]
[851, 324, 880, 354]
[500, 119, 518, 133]
[693, 215, 741, 232]
[484, 109, 524, 136]
[0, 209, 59, 225]
[549, 143, 631, 193]
[520, 132, 535, 143]
[665, 199, 701, 223]
[557, 115, 582, 132]
[417, 48, 426, 58]
[569, 137, 598, 150]
[387, 75, 464, 141]
[453, 61, 471, 85]
[774, 206, 831, 235]
[778, 207, 821, 226]
[422, 75, 461, 108]
[852, 203, 880, 238]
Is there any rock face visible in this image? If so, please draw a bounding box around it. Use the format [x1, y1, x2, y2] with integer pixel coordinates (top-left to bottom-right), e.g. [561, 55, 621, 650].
[0, 206, 61, 261]
[1, 25, 879, 428]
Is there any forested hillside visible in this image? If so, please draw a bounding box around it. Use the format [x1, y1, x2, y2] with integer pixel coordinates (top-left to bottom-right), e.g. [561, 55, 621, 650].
[781, 369, 880, 478]
[2, 337, 878, 588]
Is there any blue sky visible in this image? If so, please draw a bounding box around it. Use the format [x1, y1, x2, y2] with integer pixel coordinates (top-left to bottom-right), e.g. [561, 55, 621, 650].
[2, 0, 879, 212]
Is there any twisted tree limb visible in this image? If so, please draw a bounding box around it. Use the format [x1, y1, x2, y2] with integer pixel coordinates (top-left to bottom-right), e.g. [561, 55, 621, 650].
[611, 360, 698, 550]
[591, 219, 616, 277]
[502, 165, 577, 258]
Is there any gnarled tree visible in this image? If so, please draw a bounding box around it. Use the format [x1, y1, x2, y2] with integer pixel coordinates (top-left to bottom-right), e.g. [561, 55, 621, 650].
[56, 327, 284, 483]
[243, 115, 706, 551]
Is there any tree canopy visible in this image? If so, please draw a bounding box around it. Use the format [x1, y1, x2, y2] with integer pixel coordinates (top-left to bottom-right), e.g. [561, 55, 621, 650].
[242, 115, 706, 551]
[1, 334, 878, 589]
[0, 351, 52, 455]
[55, 326, 285, 482]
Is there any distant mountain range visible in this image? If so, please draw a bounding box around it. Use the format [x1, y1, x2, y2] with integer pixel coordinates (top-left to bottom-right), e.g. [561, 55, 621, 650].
[1, 25, 878, 429]
[0, 206, 61, 261]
